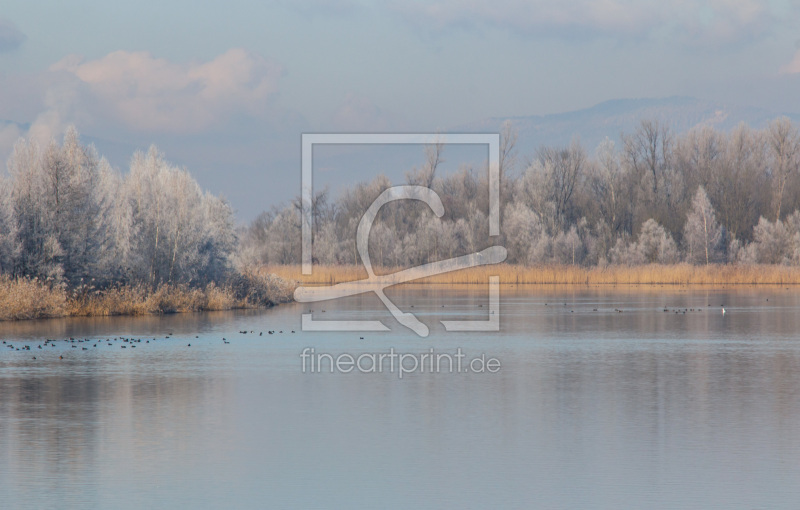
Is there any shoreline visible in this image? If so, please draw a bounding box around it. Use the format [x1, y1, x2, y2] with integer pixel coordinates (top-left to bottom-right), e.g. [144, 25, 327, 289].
[265, 263, 800, 286]
[4, 263, 800, 322]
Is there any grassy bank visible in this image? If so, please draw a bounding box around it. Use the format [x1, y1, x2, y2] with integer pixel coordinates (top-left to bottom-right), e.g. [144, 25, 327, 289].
[265, 263, 800, 286]
[0, 271, 295, 321]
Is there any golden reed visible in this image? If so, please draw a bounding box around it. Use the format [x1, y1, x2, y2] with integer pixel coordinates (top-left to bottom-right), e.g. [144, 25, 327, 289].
[263, 263, 800, 286]
[5, 264, 799, 321]
[0, 273, 295, 321]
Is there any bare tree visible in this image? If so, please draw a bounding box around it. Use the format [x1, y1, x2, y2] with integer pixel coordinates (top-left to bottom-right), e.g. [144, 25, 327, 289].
[588, 138, 629, 235]
[624, 120, 683, 234]
[535, 139, 586, 228]
[406, 136, 444, 189]
[499, 120, 518, 173]
[712, 123, 768, 241]
[766, 117, 800, 221]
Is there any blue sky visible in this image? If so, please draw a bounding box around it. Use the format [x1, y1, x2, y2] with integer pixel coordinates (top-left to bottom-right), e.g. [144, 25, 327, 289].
[2, 0, 800, 217]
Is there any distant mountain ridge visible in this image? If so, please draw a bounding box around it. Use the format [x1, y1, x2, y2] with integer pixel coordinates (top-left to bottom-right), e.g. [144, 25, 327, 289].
[459, 96, 800, 155]
[4, 96, 800, 166]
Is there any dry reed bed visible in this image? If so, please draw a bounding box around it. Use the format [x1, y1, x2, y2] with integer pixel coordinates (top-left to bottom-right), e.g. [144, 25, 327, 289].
[0, 272, 296, 321]
[264, 263, 800, 286]
[6, 264, 799, 321]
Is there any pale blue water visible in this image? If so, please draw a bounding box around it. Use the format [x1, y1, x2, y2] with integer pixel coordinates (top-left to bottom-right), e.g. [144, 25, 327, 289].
[2, 285, 800, 509]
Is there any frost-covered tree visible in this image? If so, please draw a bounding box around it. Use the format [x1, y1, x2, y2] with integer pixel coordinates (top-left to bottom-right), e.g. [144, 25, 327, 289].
[749, 216, 792, 264]
[198, 193, 237, 282]
[503, 202, 544, 264]
[6, 128, 116, 284]
[237, 117, 800, 270]
[552, 225, 584, 265]
[268, 206, 302, 265]
[637, 219, 680, 263]
[0, 128, 240, 290]
[608, 236, 642, 266]
[684, 186, 725, 264]
[0, 174, 20, 273]
[612, 219, 679, 265]
[121, 146, 236, 286]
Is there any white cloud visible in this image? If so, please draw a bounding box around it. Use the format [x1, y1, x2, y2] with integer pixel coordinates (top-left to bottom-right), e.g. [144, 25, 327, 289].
[0, 48, 285, 166]
[26, 71, 94, 145]
[47, 48, 283, 133]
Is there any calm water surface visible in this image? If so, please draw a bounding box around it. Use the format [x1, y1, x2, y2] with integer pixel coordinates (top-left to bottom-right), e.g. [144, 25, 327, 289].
[2, 285, 800, 509]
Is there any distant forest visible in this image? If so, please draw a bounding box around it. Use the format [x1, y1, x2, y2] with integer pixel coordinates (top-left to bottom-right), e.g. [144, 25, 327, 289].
[240, 118, 800, 268]
[4, 118, 800, 294]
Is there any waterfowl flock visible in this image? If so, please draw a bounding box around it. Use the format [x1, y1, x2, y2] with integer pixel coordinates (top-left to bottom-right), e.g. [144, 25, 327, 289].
[0, 328, 304, 360]
[0, 297, 749, 360]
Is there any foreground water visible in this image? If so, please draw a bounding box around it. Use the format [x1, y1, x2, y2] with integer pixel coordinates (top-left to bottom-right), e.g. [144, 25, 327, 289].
[2, 285, 800, 509]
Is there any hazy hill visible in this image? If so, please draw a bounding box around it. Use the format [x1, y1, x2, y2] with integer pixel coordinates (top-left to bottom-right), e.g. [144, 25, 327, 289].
[4, 96, 800, 218]
[460, 96, 800, 156]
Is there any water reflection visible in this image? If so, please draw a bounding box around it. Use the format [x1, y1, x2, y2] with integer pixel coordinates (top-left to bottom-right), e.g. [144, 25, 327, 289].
[1, 286, 800, 509]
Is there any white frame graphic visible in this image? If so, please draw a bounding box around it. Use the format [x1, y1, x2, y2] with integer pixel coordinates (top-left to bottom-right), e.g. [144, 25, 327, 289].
[298, 133, 502, 336]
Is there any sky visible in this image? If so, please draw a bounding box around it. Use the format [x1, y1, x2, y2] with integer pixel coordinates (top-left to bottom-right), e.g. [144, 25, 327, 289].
[2, 0, 800, 219]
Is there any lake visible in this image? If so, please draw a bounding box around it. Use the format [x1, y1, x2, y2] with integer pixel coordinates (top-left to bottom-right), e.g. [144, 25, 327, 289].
[2, 285, 800, 509]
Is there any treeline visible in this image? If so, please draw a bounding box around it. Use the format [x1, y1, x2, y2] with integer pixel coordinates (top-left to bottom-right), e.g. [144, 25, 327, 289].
[240, 118, 800, 267]
[0, 128, 291, 319]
